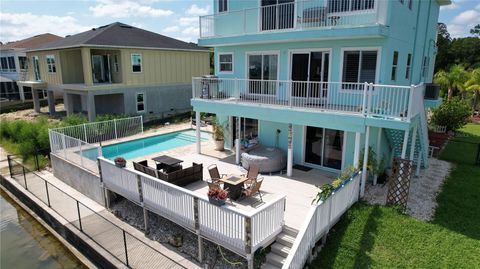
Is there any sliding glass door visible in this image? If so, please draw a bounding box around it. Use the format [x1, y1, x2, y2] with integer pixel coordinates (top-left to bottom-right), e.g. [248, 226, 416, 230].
[291, 51, 330, 99]
[261, 0, 295, 31]
[248, 53, 278, 95]
[304, 126, 343, 170]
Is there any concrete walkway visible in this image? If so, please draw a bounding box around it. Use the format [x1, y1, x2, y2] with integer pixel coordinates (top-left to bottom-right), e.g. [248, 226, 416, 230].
[0, 149, 201, 269]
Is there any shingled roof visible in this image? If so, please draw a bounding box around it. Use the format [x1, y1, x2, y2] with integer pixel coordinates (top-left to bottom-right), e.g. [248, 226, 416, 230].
[28, 22, 207, 52]
[1, 33, 63, 49]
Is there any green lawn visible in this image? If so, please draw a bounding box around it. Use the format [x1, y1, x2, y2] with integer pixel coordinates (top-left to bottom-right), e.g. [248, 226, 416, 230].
[311, 123, 480, 268]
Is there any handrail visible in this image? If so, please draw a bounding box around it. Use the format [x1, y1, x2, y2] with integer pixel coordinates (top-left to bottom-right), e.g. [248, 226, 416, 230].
[283, 171, 361, 269]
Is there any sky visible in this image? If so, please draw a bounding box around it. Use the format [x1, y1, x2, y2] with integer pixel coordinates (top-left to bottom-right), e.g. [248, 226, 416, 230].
[0, 0, 478, 44]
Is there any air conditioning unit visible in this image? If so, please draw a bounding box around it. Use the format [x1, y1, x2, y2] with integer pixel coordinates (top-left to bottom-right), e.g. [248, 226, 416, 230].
[424, 83, 440, 100]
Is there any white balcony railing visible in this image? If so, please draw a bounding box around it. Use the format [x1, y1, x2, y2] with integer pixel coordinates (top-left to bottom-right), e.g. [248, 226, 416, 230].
[200, 0, 378, 38]
[193, 78, 423, 121]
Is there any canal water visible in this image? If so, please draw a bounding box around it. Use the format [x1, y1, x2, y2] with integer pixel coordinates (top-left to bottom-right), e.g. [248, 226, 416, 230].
[0, 190, 88, 269]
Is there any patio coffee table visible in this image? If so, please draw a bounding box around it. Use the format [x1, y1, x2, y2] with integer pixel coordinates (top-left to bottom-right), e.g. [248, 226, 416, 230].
[220, 175, 248, 200]
[152, 155, 183, 171]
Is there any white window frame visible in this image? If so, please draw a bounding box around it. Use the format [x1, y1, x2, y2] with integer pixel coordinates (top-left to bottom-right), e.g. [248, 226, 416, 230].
[301, 126, 345, 172]
[114, 55, 119, 73]
[18, 56, 28, 71]
[46, 54, 56, 73]
[218, 0, 228, 13]
[391, 51, 399, 81]
[0, 57, 8, 72]
[218, 53, 234, 74]
[7, 56, 16, 72]
[131, 53, 142, 73]
[421, 56, 429, 78]
[339, 46, 381, 92]
[405, 53, 412, 79]
[245, 50, 280, 96]
[136, 92, 146, 113]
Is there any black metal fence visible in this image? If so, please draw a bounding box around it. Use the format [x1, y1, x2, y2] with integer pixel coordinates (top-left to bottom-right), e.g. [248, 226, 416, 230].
[5, 155, 186, 269]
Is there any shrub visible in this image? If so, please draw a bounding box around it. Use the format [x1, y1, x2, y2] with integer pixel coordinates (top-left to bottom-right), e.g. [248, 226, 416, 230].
[431, 97, 472, 131]
[95, 114, 129, 122]
[60, 114, 88, 126]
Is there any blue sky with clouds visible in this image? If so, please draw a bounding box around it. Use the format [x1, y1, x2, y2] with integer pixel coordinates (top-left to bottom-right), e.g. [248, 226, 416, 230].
[0, 0, 478, 44]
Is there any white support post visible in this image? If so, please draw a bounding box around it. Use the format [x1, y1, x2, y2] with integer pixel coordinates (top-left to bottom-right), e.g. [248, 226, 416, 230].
[83, 123, 88, 143]
[410, 124, 418, 161]
[407, 85, 415, 120]
[361, 82, 368, 116]
[195, 111, 201, 154]
[287, 124, 293, 177]
[140, 115, 144, 134]
[360, 126, 370, 197]
[401, 129, 410, 159]
[114, 118, 118, 140]
[235, 117, 241, 165]
[373, 128, 382, 185]
[353, 132, 361, 168]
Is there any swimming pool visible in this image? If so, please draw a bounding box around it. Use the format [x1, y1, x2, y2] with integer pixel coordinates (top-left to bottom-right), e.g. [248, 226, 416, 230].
[86, 130, 210, 160]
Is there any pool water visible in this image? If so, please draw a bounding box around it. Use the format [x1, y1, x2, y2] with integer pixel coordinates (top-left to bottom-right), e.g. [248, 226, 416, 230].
[90, 130, 211, 160]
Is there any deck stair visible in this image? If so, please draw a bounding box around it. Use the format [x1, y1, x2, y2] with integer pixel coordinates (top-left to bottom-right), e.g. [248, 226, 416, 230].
[262, 226, 298, 269]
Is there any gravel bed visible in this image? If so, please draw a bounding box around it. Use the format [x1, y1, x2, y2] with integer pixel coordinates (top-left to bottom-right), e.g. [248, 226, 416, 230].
[111, 199, 248, 269]
[364, 158, 452, 221]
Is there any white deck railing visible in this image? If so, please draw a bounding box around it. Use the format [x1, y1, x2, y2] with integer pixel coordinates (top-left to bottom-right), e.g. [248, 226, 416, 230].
[99, 158, 286, 256]
[193, 78, 421, 120]
[282, 171, 361, 269]
[51, 116, 143, 144]
[200, 0, 378, 38]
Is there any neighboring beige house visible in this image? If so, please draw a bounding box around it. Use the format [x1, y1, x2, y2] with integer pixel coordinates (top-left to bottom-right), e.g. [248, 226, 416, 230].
[19, 22, 210, 121]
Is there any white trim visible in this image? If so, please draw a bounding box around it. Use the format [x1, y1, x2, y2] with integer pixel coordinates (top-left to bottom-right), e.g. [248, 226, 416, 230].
[46, 54, 56, 73]
[135, 92, 146, 113]
[218, 52, 234, 74]
[301, 125, 345, 172]
[339, 46, 382, 92]
[131, 53, 142, 73]
[245, 50, 281, 95]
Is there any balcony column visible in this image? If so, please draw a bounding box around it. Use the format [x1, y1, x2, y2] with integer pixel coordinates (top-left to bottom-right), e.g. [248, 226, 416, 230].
[353, 132, 361, 168]
[18, 85, 25, 102]
[86, 92, 96, 122]
[235, 117, 241, 165]
[63, 92, 73, 116]
[47, 90, 56, 115]
[32, 88, 41, 114]
[195, 111, 201, 154]
[81, 47, 93, 86]
[401, 129, 410, 159]
[360, 126, 370, 198]
[409, 124, 418, 161]
[373, 128, 382, 185]
[287, 123, 293, 177]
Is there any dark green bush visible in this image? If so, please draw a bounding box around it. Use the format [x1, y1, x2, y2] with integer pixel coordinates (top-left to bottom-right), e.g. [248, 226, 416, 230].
[95, 114, 129, 122]
[60, 114, 88, 126]
[431, 97, 472, 131]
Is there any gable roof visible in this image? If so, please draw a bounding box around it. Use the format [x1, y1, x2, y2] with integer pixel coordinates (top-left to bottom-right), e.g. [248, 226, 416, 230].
[28, 22, 208, 52]
[1, 33, 63, 49]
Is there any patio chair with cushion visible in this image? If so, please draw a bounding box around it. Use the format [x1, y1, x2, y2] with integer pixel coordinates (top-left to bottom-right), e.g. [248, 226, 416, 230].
[243, 164, 261, 186]
[207, 181, 222, 190]
[208, 164, 227, 184]
[241, 178, 264, 202]
[133, 160, 148, 173]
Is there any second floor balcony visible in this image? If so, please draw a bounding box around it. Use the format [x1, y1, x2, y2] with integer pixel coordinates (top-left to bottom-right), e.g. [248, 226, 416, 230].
[200, 0, 384, 40]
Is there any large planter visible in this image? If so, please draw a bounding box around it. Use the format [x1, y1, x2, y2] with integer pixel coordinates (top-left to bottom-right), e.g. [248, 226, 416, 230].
[214, 140, 225, 151]
[208, 197, 226, 206]
[115, 161, 126, 168]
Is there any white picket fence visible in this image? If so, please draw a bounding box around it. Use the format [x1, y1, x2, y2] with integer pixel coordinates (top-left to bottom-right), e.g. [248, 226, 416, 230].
[51, 116, 143, 144]
[283, 171, 361, 269]
[99, 158, 286, 256]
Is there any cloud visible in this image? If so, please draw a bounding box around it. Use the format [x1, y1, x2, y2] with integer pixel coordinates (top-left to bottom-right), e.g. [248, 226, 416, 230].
[0, 12, 94, 42]
[163, 26, 180, 33]
[186, 4, 210, 16]
[451, 10, 480, 25]
[181, 26, 199, 36]
[178, 17, 197, 27]
[89, 0, 173, 18]
[447, 8, 480, 37]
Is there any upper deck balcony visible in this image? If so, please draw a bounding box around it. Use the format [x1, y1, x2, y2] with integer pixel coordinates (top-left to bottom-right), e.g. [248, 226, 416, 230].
[199, 0, 386, 45]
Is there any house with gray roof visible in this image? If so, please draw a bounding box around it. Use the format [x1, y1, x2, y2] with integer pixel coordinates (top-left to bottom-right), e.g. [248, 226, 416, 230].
[18, 22, 210, 121]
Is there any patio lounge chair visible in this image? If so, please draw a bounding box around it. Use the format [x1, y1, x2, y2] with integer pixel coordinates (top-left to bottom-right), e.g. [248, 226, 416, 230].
[243, 164, 261, 186]
[133, 160, 148, 173]
[241, 178, 264, 202]
[208, 164, 227, 184]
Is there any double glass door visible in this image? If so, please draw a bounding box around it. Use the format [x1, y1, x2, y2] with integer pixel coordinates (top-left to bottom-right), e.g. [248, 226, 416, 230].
[291, 51, 330, 99]
[92, 55, 112, 83]
[248, 53, 278, 95]
[261, 0, 295, 31]
[305, 126, 343, 170]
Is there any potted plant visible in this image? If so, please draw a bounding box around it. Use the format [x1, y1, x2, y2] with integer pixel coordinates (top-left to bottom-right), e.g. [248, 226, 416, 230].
[114, 157, 126, 168]
[359, 147, 382, 181]
[207, 188, 228, 206]
[212, 118, 228, 151]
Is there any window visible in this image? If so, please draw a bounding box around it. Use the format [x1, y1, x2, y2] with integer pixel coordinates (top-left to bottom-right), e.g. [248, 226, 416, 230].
[408, 0, 413, 9]
[422, 56, 429, 78]
[131, 53, 142, 73]
[247, 53, 278, 95]
[0, 57, 8, 72]
[136, 93, 145, 113]
[328, 0, 375, 13]
[114, 55, 119, 72]
[7, 56, 16, 72]
[46, 55, 56, 73]
[219, 53, 233, 73]
[391, 51, 399, 81]
[19, 56, 27, 70]
[342, 49, 378, 86]
[218, 0, 228, 12]
[399, 0, 404, 4]
[405, 53, 412, 79]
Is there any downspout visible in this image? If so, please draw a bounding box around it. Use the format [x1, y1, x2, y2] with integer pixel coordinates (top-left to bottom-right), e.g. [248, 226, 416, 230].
[409, 0, 423, 85]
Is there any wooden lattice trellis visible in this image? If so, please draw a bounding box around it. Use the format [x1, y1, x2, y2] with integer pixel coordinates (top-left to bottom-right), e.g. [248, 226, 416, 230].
[386, 157, 413, 209]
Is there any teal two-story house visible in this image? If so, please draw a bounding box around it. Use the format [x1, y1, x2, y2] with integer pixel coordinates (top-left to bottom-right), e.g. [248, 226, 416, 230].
[191, 0, 448, 192]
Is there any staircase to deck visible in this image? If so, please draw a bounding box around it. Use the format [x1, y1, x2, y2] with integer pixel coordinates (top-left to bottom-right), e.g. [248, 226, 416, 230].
[262, 226, 299, 269]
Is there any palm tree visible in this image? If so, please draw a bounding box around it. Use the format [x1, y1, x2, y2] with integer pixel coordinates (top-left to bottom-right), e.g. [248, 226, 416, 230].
[434, 64, 467, 100]
[465, 68, 480, 112]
